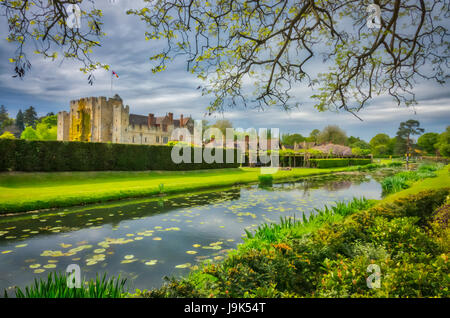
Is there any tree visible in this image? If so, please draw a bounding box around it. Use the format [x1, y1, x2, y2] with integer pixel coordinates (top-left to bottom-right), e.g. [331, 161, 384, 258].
[0, 105, 8, 128]
[211, 119, 233, 135]
[436, 126, 450, 157]
[370, 133, 393, 156]
[282, 133, 305, 146]
[20, 126, 39, 140]
[3, 1, 448, 115]
[317, 125, 347, 145]
[396, 120, 424, 155]
[350, 140, 370, 150]
[307, 129, 321, 143]
[15, 109, 25, 132]
[417, 132, 439, 154]
[1, 0, 105, 79]
[20, 114, 57, 141]
[23, 106, 38, 128]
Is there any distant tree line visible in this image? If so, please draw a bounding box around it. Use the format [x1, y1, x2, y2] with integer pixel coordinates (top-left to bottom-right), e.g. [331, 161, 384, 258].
[0, 105, 57, 140]
[281, 120, 450, 158]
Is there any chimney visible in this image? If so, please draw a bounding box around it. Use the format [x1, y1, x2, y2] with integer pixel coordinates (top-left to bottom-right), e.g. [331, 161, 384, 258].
[180, 114, 184, 127]
[148, 113, 154, 127]
[168, 112, 173, 123]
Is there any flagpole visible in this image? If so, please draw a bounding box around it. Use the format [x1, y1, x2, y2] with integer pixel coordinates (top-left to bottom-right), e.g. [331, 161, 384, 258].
[111, 71, 113, 96]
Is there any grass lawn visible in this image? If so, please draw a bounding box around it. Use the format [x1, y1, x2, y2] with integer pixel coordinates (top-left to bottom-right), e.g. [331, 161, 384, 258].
[0, 166, 365, 214]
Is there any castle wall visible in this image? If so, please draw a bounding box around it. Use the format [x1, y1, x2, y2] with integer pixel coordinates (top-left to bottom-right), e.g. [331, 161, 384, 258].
[57, 111, 70, 141]
[58, 95, 191, 145]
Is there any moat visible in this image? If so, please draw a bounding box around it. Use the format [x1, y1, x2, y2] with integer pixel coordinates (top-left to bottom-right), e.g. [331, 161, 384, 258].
[0, 172, 387, 294]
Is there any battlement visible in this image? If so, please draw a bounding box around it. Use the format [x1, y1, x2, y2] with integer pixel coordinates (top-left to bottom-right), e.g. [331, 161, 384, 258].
[58, 95, 193, 145]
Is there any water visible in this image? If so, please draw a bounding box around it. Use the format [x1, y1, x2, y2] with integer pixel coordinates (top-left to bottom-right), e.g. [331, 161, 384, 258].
[0, 172, 384, 294]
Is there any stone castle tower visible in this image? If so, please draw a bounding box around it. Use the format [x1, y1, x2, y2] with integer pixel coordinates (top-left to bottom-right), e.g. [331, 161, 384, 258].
[57, 94, 193, 145]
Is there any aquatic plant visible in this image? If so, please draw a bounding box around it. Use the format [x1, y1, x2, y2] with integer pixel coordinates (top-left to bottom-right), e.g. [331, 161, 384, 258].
[5, 272, 127, 298]
[258, 175, 273, 187]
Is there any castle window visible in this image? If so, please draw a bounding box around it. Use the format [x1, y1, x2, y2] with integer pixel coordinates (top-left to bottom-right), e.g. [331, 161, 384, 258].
[156, 136, 160, 143]
[162, 124, 167, 132]
[132, 136, 135, 143]
[144, 137, 147, 143]
[163, 137, 168, 144]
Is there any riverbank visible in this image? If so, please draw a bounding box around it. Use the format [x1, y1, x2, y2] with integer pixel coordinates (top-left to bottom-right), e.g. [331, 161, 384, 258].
[138, 164, 449, 298]
[0, 165, 379, 214]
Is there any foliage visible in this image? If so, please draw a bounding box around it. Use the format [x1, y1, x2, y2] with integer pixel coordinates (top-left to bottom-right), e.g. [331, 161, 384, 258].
[351, 147, 371, 157]
[309, 158, 372, 169]
[20, 126, 39, 140]
[436, 126, 450, 157]
[142, 188, 449, 298]
[15, 109, 24, 132]
[211, 119, 233, 135]
[20, 115, 58, 141]
[0, 131, 16, 139]
[317, 125, 347, 145]
[2, 0, 107, 78]
[23, 106, 38, 128]
[5, 272, 127, 298]
[281, 133, 306, 146]
[417, 132, 439, 155]
[395, 119, 424, 155]
[370, 133, 393, 157]
[381, 164, 440, 195]
[125, 1, 448, 114]
[0, 139, 240, 172]
[258, 175, 273, 187]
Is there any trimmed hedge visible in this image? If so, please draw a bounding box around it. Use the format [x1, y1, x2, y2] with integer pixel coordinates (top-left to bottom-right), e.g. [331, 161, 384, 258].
[0, 139, 240, 172]
[309, 158, 372, 168]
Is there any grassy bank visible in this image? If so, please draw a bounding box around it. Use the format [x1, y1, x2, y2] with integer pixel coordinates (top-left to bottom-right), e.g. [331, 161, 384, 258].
[0, 165, 377, 214]
[137, 165, 450, 298]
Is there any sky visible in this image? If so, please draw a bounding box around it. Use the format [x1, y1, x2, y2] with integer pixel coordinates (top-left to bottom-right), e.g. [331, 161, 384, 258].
[0, 0, 449, 142]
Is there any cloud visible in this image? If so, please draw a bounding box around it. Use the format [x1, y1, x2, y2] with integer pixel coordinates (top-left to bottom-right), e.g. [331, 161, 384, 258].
[0, 0, 448, 141]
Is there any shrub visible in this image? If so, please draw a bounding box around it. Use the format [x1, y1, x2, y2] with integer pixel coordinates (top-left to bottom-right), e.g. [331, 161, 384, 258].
[309, 158, 371, 168]
[0, 139, 240, 172]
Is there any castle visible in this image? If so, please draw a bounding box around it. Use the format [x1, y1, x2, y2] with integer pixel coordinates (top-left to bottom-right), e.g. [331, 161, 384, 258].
[57, 95, 194, 145]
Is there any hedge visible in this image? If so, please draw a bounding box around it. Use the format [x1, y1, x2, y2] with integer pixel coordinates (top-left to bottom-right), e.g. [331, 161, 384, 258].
[309, 158, 372, 168]
[0, 139, 240, 172]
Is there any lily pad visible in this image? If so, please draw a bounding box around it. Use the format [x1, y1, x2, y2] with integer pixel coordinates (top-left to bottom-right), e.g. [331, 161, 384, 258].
[144, 260, 158, 266]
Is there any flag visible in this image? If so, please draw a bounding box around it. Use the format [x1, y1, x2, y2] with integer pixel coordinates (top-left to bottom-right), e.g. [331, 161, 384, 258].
[112, 70, 119, 78]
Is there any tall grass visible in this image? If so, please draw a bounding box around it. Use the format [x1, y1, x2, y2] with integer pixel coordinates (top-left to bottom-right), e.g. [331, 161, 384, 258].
[4, 272, 127, 298]
[381, 163, 440, 195]
[245, 197, 374, 243]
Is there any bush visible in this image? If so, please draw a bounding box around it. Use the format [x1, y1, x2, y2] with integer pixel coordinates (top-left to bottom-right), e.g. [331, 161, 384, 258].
[0, 139, 240, 172]
[309, 158, 372, 168]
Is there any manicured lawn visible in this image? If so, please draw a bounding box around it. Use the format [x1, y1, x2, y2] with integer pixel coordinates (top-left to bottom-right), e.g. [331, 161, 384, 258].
[0, 166, 363, 214]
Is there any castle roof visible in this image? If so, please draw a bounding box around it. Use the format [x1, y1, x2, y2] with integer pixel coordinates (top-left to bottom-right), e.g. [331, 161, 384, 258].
[128, 113, 191, 127]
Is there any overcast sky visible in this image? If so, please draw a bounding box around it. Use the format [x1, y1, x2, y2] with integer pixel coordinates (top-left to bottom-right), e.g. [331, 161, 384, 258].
[0, 0, 448, 141]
